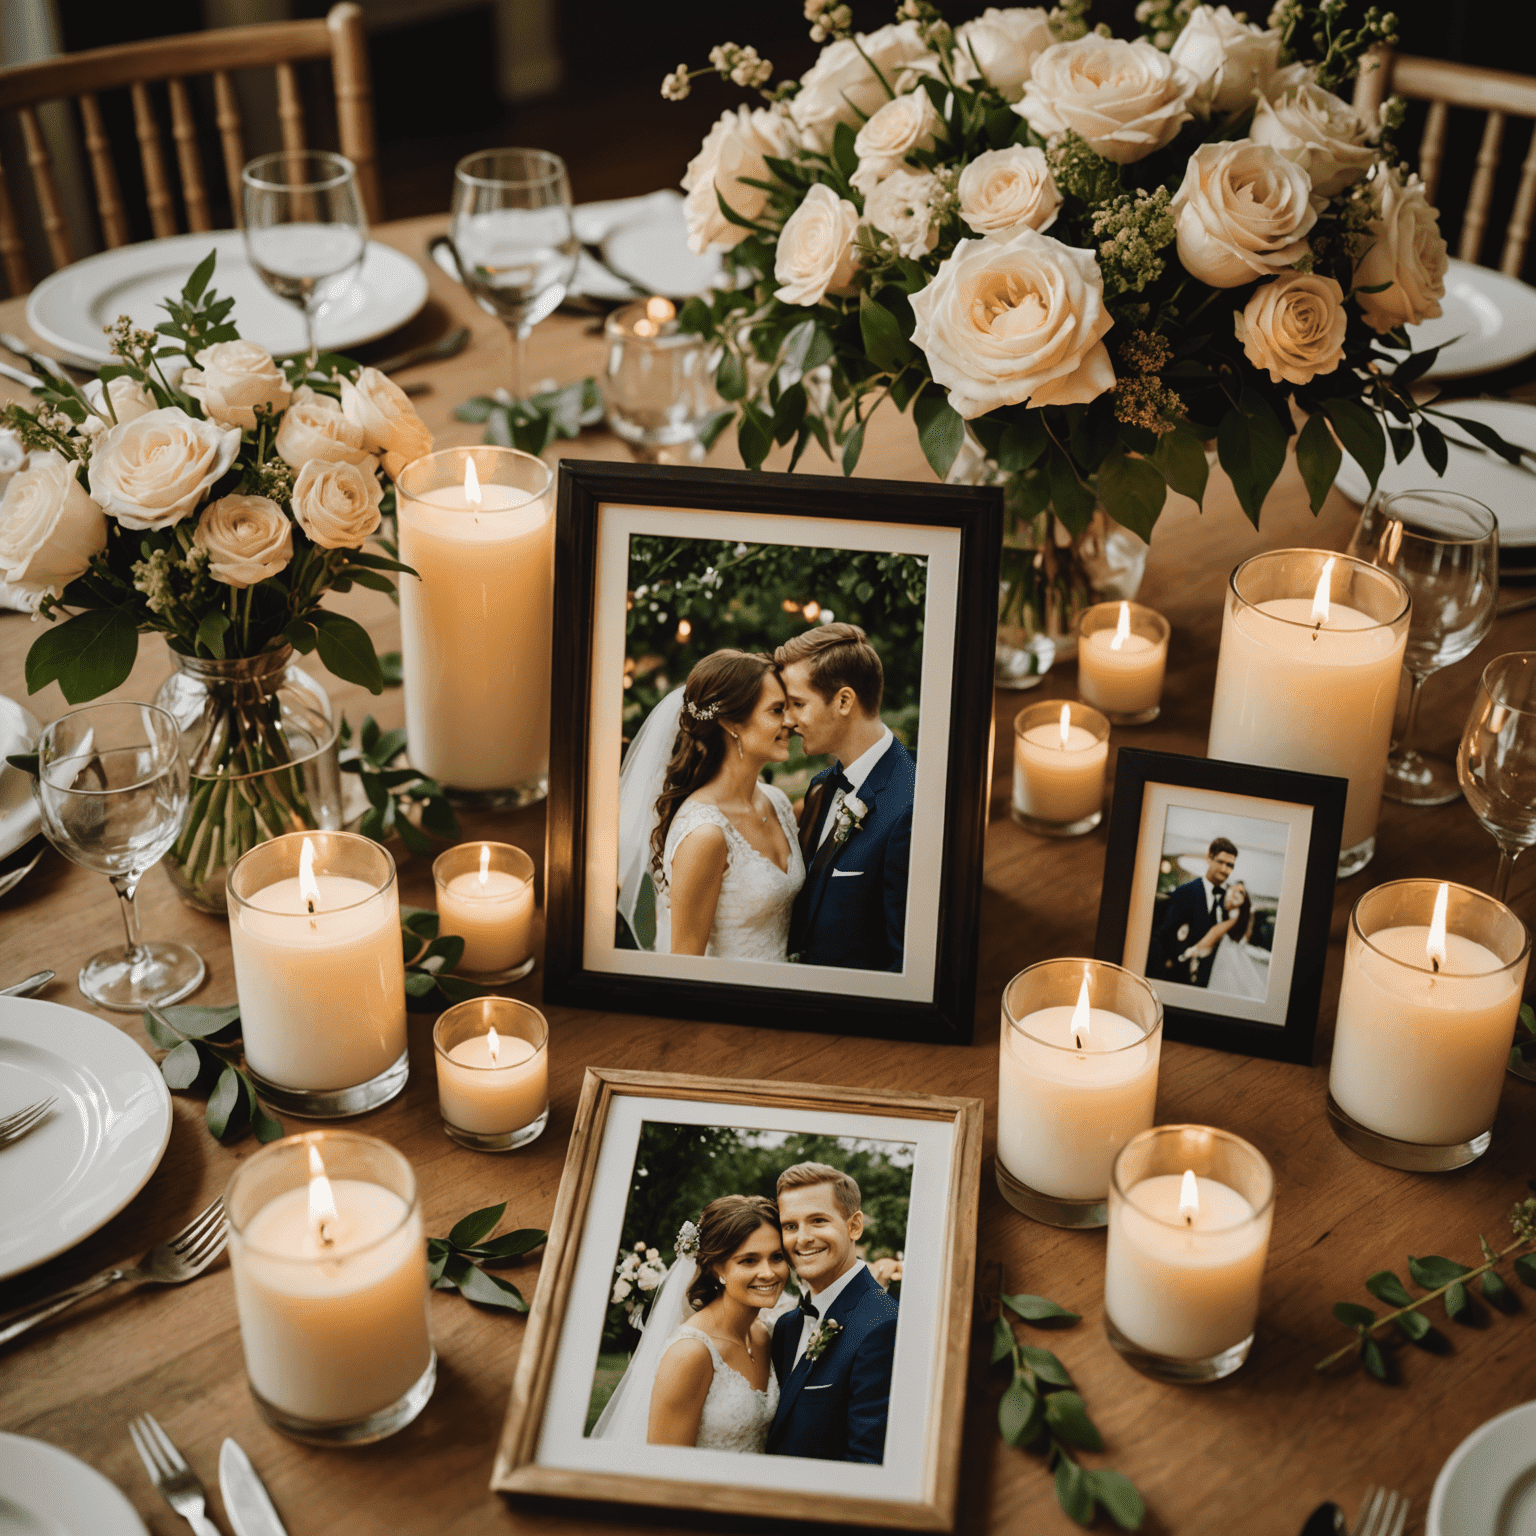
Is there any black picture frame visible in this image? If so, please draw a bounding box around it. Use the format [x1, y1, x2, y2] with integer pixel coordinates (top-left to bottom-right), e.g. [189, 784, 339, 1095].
[1093, 748, 1347, 1065]
[543, 460, 1002, 1045]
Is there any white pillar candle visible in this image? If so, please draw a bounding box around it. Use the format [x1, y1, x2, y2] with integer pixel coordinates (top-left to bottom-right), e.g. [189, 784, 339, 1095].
[433, 841, 535, 974]
[1013, 703, 1109, 825]
[398, 450, 554, 795]
[1077, 601, 1169, 721]
[436, 1029, 548, 1135]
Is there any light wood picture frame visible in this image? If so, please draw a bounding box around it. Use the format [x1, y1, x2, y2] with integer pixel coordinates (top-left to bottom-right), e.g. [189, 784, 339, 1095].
[492, 1068, 983, 1531]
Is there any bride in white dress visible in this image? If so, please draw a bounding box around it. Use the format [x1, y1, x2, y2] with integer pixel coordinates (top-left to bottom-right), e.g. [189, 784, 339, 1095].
[1188, 881, 1271, 1001]
[589, 1196, 788, 1451]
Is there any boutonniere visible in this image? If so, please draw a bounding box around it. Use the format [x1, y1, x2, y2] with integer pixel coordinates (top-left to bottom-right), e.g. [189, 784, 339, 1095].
[832, 794, 868, 847]
[806, 1318, 843, 1361]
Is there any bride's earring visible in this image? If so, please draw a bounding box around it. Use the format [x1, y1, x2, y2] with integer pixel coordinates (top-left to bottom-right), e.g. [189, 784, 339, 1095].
[729, 730, 743, 760]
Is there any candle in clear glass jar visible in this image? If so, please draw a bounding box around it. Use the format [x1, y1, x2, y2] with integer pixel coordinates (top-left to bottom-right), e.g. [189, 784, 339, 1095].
[1077, 601, 1169, 723]
[433, 841, 535, 976]
[433, 997, 550, 1151]
[1012, 701, 1109, 831]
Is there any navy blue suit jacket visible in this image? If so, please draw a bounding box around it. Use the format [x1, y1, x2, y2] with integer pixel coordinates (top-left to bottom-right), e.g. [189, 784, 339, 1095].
[1155, 877, 1219, 987]
[789, 741, 915, 972]
[767, 1266, 898, 1463]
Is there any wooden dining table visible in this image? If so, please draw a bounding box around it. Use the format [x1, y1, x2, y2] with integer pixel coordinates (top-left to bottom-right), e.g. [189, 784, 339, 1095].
[2, 213, 1534, 1536]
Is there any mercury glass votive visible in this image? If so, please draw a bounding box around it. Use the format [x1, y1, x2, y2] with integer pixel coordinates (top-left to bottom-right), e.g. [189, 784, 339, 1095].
[1011, 701, 1110, 836]
[433, 996, 550, 1151]
[602, 297, 712, 462]
[433, 841, 536, 981]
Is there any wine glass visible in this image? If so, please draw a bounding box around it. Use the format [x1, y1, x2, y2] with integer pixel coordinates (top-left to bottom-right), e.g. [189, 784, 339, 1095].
[242, 150, 367, 366]
[1458, 652, 1536, 904]
[449, 148, 578, 401]
[1347, 489, 1499, 805]
[34, 703, 205, 1011]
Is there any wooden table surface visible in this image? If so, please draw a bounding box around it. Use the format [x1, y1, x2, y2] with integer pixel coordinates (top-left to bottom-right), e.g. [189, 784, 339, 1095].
[3, 215, 1534, 1536]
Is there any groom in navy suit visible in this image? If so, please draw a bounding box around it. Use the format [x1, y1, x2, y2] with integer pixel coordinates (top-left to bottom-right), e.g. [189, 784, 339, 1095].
[776, 625, 914, 971]
[767, 1162, 898, 1463]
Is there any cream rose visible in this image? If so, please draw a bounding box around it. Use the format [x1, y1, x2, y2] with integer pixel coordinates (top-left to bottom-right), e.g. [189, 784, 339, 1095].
[193, 494, 293, 587]
[1234, 272, 1347, 384]
[1251, 77, 1374, 196]
[88, 407, 241, 531]
[682, 106, 797, 254]
[866, 169, 941, 259]
[291, 460, 383, 549]
[952, 7, 1053, 100]
[82, 374, 156, 433]
[1353, 164, 1448, 334]
[339, 367, 432, 471]
[790, 22, 936, 150]
[275, 393, 373, 470]
[958, 145, 1061, 235]
[773, 183, 862, 306]
[1172, 139, 1319, 287]
[1015, 36, 1196, 164]
[1169, 5, 1281, 115]
[181, 340, 291, 431]
[851, 91, 940, 197]
[910, 226, 1115, 418]
[0, 427, 25, 499]
[0, 450, 107, 598]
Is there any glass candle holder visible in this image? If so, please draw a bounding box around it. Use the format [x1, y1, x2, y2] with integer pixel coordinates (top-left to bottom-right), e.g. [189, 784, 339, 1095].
[996, 958, 1163, 1228]
[433, 996, 550, 1151]
[1329, 878, 1529, 1171]
[226, 1130, 435, 1445]
[1076, 601, 1170, 725]
[602, 297, 712, 462]
[227, 831, 407, 1117]
[432, 841, 536, 981]
[1011, 701, 1110, 836]
[1208, 548, 1410, 879]
[1105, 1125, 1274, 1384]
[396, 447, 554, 809]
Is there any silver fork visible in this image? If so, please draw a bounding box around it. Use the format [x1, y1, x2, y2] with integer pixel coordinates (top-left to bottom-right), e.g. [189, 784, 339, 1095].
[0, 1196, 227, 1347]
[128, 1413, 221, 1536]
[0, 1096, 55, 1141]
[1357, 1486, 1410, 1536]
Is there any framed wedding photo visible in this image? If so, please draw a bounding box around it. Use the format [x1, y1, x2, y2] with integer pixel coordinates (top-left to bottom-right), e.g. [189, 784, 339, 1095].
[1093, 749, 1347, 1065]
[543, 460, 1002, 1044]
[492, 1069, 983, 1532]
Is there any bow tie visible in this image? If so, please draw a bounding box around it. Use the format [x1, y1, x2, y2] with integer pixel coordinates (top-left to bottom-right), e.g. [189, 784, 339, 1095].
[827, 768, 853, 796]
[799, 1294, 820, 1320]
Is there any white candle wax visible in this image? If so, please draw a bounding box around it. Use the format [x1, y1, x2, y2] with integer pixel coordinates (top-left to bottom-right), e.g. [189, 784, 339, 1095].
[1105, 1174, 1269, 1359]
[1208, 596, 1405, 851]
[438, 868, 534, 973]
[1331, 925, 1521, 1145]
[1079, 630, 1166, 716]
[398, 479, 553, 793]
[230, 874, 407, 1090]
[998, 1007, 1158, 1200]
[1014, 724, 1108, 823]
[436, 1032, 548, 1135]
[231, 1179, 431, 1423]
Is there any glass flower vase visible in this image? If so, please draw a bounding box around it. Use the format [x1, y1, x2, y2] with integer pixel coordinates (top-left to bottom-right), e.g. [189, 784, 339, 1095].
[154, 648, 343, 914]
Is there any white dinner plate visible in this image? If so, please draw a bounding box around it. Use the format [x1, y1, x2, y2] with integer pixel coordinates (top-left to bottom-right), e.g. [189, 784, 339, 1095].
[1333, 398, 1536, 548]
[1427, 1400, 1536, 1536]
[0, 1434, 149, 1535]
[0, 696, 41, 862]
[1396, 259, 1536, 379]
[26, 229, 429, 366]
[0, 996, 171, 1280]
[600, 205, 725, 299]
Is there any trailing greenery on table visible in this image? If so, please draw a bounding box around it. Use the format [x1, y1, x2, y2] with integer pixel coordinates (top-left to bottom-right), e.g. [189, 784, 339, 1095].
[340, 714, 458, 852]
[453, 377, 602, 456]
[143, 1003, 284, 1145]
[429, 1203, 547, 1312]
[1511, 1003, 1536, 1069]
[401, 907, 491, 1008]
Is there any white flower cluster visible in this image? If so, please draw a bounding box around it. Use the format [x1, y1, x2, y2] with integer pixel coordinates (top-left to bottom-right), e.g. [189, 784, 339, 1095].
[709, 42, 773, 90]
[610, 1239, 669, 1330]
[804, 0, 853, 44]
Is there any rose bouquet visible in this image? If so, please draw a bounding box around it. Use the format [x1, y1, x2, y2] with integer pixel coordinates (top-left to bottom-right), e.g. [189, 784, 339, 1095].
[665, 0, 1516, 661]
[0, 252, 433, 908]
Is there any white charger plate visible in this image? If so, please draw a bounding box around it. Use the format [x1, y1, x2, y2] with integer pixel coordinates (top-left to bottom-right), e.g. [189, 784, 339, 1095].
[0, 1434, 148, 1536]
[1397, 259, 1536, 379]
[600, 205, 724, 299]
[0, 696, 41, 862]
[26, 229, 428, 366]
[1427, 1400, 1536, 1536]
[0, 996, 171, 1280]
[1333, 398, 1536, 548]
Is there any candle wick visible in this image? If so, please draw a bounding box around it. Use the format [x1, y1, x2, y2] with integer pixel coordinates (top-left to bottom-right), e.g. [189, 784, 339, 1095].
[1431, 956, 1440, 974]
[318, 1219, 335, 1248]
[1184, 1212, 1193, 1227]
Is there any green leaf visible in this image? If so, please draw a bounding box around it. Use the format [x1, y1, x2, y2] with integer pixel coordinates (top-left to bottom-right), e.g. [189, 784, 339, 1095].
[1217, 390, 1288, 528]
[1097, 450, 1166, 541]
[1408, 1254, 1472, 1288]
[1019, 1345, 1072, 1387]
[1362, 1337, 1390, 1380]
[1516, 1254, 1536, 1288]
[25, 606, 140, 703]
[453, 1261, 529, 1311]
[913, 388, 964, 480]
[997, 1377, 1037, 1446]
[3, 753, 37, 777]
[1150, 421, 1208, 508]
[1295, 411, 1342, 515]
[859, 293, 911, 373]
[426, 1248, 449, 1288]
[206, 1064, 244, 1140]
[998, 416, 1048, 474]
[1395, 1308, 1433, 1342]
[182, 249, 217, 305]
[1002, 1292, 1080, 1325]
[1044, 1391, 1102, 1452]
[991, 1315, 1017, 1366]
[1322, 397, 1386, 495]
[244, 1076, 284, 1143]
[448, 1202, 507, 1250]
[1054, 1453, 1094, 1524]
[842, 418, 867, 476]
[1365, 1271, 1412, 1307]
[1433, 412, 1526, 465]
[832, 119, 859, 179]
[151, 1003, 240, 1040]
[468, 1228, 548, 1264]
[738, 401, 772, 470]
[313, 610, 384, 695]
[1046, 445, 1096, 536]
[1482, 1268, 1518, 1312]
[196, 611, 231, 660]
[1086, 1469, 1145, 1531]
[160, 1040, 203, 1090]
[697, 406, 736, 451]
[715, 350, 746, 402]
[1445, 1280, 1471, 1321]
[1333, 1302, 1376, 1330]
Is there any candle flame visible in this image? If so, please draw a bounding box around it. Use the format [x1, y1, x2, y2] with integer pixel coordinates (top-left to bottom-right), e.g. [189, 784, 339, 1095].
[1310, 557, 1336, 627]
[479, 842, 490, 888]
[1178, 1168, 1199, 1227]
[308, 1142, 337, 1246]
[1057, 703, 1072, 750]
[464, 455, 482, 509]
[488, 1024, 500, 1065]
[1427, 881, 1449, 973]
[646, 296, 676, 323]
[633, 318, 657, 337]
[1110, 601, 1131, 652]
[298, 836, 320, 918]
[1071, 975, 1091, 1049]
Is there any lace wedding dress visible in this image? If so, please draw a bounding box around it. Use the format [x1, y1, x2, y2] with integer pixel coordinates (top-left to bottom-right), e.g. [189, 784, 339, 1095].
[656, 788, 805, 961]
[665, 1325, 779, 1453]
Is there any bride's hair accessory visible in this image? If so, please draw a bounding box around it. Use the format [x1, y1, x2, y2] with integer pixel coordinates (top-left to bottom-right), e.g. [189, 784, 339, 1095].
[675, 1219, 701, 1258]
[685, 699, 720, 722]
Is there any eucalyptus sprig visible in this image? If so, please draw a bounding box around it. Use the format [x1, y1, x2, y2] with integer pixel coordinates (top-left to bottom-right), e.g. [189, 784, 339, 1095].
[340, 715, 458, 854]
[428, 1203, 547, 1311]
[1318, 1189, 1536, 1379]
[454, 377, 602, 457]
[993, 1291, 1145, 1530]
[400, 907, 490, 1009]
[1511, 1003, 1536, 1069]
[143, 1003, 284, 1144]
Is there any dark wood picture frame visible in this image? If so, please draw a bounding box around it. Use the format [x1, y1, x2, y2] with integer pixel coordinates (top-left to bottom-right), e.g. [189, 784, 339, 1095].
[1093, 749, 1347, 1065]
[542, 460, 1002, 1045]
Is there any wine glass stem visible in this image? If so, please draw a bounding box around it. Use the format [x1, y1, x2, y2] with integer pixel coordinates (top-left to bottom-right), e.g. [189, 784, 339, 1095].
[1397, 671, 1427, 758]
[303, 303, 319, 371]
[507, 320, 529, 403]
[111, 876, 147, 960]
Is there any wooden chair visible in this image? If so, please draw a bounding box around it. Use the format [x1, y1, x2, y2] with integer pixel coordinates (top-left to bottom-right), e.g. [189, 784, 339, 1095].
[1354, 51, 1536, 277]
[0, 2, 379, 297]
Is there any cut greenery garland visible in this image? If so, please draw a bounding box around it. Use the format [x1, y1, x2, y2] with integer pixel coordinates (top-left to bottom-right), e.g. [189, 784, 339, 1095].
[144, 1003, 284, 1144]
[429, 1203, 547, 1311]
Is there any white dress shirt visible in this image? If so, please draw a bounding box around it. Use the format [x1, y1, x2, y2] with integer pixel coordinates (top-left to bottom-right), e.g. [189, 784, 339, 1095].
[815, 728, 894, 851]
[793, 1258, 867, 1367]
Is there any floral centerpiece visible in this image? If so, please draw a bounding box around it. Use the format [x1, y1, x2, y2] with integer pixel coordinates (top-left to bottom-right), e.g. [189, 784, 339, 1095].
[0, 252, 432, 909]
[664, 0, 1515, 672]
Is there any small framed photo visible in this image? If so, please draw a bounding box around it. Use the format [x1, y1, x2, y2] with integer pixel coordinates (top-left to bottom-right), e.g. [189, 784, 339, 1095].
[1093, 749, 1347, 1065]
[492, 1069, 982, 1532]
[543, 460, 1001, 1044]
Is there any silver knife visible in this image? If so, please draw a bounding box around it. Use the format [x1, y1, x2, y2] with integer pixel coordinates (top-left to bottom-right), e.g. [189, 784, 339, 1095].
[218, 1439, 289, 1536]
